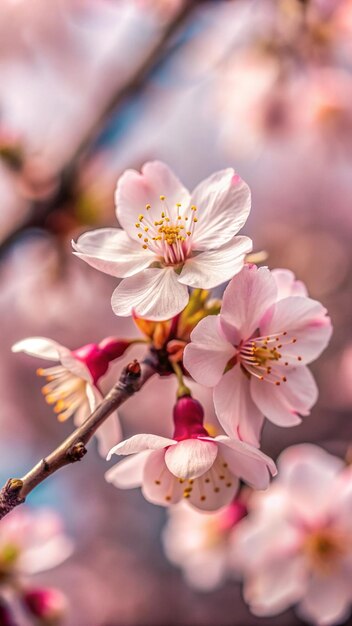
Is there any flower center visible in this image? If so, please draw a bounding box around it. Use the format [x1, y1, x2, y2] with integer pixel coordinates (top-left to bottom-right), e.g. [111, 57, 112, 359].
[135, 196, 198, 266]
[303, 528, 347, 573]
[238, 331, 303, 386]
[37, 366, 86, 422]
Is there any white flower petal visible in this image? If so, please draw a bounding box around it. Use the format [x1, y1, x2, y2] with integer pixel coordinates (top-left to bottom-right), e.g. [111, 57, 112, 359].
[96, 414, 123, 458]
[216, 437, 277, 489]
[190, 169, 251, 250]
[220, 265, 277, 343]
[107, 433, 175, 460]
[188, 474, 239, 512]
[72, 228, 153, 278]
[184, 316, 234, 387]
[213, 365, 264, 447]
[142, 449, 184, 506]
[111, 267, 189, 320]
[116, 161, 190, 242]
[164, 439, 218, 479]
[12, 337, 63, 361]
[105, 451, 151, 489]
[178, 236, 252, 289]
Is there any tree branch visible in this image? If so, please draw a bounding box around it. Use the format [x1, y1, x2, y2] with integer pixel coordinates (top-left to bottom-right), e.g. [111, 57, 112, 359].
[0, 358, 156, 521]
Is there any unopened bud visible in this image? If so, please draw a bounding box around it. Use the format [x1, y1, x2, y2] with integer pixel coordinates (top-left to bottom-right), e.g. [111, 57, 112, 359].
[22, 588, 67, 625]
[173, 395, 208, 440]
[98, 337, 132, 361]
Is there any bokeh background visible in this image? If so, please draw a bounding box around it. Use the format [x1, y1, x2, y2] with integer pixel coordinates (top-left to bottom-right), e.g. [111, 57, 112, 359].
[1, 0, 352, 624]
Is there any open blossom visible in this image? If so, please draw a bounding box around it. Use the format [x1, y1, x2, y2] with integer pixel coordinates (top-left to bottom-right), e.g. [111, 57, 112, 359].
[184, 265, 332, 446]
[232, 444, 352, 626]
[105, 395, 276, 511]
[0, 507, 72, 581]
[162, 496, 247, 591]
[72, 161, 252, 321]
[12, 336, 125, 456]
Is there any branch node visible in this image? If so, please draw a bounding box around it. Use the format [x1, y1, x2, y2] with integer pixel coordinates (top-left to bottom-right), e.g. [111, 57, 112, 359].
[67, 442, 87, 462]
[42, 459, 50, 472]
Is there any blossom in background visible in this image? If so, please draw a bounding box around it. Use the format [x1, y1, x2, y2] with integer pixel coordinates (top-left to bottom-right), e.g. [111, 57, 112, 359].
[184, 264, 332, 446]
[232, 444, 352, 626]
[162, 496, 247, 591]
[0, 507, 72, 581]
[23, 587, 68, 624]
[12, 336, 127, 456]
[72, 161, 252, 320]
[105, 395, 276, 511]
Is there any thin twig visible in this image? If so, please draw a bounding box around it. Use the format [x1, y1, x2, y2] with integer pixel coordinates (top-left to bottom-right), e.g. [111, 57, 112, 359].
[0, 358, 156, 520]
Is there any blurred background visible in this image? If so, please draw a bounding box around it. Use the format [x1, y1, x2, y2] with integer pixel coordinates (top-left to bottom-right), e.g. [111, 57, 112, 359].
[0, 0, 352, 624]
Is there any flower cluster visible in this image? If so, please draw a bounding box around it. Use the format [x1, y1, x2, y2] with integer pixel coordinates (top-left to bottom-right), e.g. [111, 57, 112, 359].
[11, 162, 337, 625]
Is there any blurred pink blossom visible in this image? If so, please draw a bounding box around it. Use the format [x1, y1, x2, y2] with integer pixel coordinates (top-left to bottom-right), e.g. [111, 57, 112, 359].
[232, 444, 352, 626]
[162, 497, 247, 591]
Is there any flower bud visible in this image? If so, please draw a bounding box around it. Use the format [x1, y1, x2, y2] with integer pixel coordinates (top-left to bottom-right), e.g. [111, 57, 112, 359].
[98, 337, 132, 361]
[22, 588, 67, 625]
[173, 395, 208, 440]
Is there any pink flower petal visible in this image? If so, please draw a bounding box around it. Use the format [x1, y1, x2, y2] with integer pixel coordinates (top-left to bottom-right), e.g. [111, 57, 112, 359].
[297, 573, 351, 626]
[111, 267, 189, 320]
[178, 236, 252, 289]
[164, 439, 218, 479]
[245, 556, 307, 617]
[277, 444, 344, 523]
[116, 161, 190, 242]
[220, 265, 277, 343]
[105, 451, 151, 489]
[271, 268, 308, 300]
[190, 169, 251, 250]
[260, 296, 332, 364]
[72, 228, 153, 277]
[107, 434, 175, 460]
[213, 365, 264, 446]
[250, 366, 318, 427]
[142, 449, 184, 506]
[184, 316, 234, 387]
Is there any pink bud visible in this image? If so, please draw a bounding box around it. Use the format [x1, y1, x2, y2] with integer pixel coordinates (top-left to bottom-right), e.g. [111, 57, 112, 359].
[23, 588, 67, 624]
[73, 343, 109, 384]
[173, 395, 208, 440]
[98, 337, 132, 361]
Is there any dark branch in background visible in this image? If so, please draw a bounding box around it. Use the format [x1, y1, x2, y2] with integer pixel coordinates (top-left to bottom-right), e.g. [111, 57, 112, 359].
[0, 0, 203, 258]
[0, 359, 156, 520]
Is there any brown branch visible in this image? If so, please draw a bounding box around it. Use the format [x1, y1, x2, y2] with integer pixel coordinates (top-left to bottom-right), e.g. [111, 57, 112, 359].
[0, 358, 156, 520]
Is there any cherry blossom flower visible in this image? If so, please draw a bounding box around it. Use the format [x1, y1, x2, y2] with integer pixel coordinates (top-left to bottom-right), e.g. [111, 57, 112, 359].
[105, 395, 276, 511]
[162, 496, 247, 591]
[0, 507, 72, 581]
[72, 161, 252, 320]
[12, 336, 125, 456]
[184, 265, 332, 446]
[232, 444, 352, 626]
